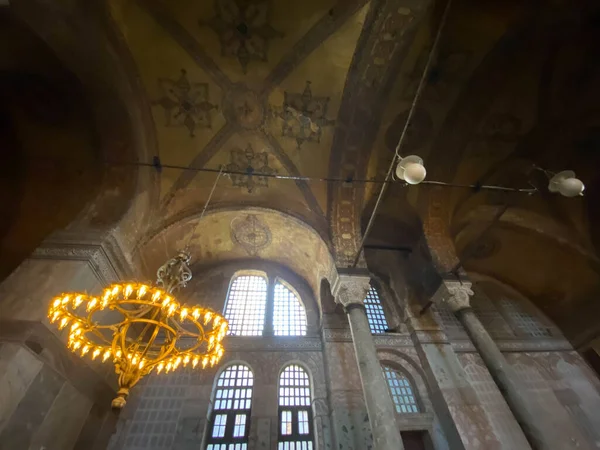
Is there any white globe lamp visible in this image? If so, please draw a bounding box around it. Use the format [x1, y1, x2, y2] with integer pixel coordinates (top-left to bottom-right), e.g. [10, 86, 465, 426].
[396, 155, 426, 185]
[548, 171, 585, 197]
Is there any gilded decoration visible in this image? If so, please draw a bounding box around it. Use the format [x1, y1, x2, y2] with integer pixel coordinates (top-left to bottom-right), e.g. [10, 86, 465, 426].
[225, 144, 276, 193]
[200, 0, 283, 73]
[153, 69, 218, 137]
[271, 81, 335, 148]
[230, 214, 272, 256]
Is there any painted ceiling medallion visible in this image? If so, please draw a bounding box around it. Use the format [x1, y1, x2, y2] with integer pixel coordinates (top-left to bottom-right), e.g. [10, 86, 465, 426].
[200, 0, 283, 74]
[226, 144, 276, 193]
[154, 69, 218, 137]
[231, 214, 272, 256]
[272, 81, 335, 148]
[223, 85, 265, 129]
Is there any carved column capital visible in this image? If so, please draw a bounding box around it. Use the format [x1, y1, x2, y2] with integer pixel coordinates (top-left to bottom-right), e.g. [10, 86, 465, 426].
[443, 280, 473, 313]
[331, 269, 371, 309]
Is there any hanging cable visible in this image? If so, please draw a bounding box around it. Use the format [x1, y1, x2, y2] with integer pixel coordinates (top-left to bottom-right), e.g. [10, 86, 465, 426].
[351, 0, 454, 268]
[183, 165, 224, 252]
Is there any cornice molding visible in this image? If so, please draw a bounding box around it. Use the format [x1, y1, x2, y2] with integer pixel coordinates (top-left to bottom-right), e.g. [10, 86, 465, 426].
[452, 338, 573, 353]
[31, 230, 134, 285]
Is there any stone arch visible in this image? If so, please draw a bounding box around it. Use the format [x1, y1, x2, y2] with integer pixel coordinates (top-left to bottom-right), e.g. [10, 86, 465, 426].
[470, 272, 562, 339]
[137, 207, 336, 315]
[377, 349, 432, 414]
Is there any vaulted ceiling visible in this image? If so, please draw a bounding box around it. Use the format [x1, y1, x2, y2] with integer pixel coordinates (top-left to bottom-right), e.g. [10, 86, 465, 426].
[5, 0, 598, 345]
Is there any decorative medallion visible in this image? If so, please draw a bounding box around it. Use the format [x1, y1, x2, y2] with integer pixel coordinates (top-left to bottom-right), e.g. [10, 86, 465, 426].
[200, 0, 283, 74]
[222, 85, 265, 129]
[225, 144, 276, 193]
[271, 81, 335, 148]
[230, 214, 271, 256]
[153, 69, 218, 137]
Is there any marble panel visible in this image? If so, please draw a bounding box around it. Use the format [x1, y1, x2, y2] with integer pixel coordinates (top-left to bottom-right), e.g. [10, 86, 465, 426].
[73, 403, 107, 450]
[0, 344, 43, 433]
[28, 382, 92, 450]
[0, 364, 64, 450]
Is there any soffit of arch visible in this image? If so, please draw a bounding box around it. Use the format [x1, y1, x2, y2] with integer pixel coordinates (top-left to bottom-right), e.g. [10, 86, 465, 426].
[11, 0, 160, 255]
[135, 207, 335, 297]
[364, 1, 600, 272]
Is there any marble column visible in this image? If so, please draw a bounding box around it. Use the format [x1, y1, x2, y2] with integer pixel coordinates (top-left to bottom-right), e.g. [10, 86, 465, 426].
[442, 280, 558, 450]
[333, 270, 404, 450]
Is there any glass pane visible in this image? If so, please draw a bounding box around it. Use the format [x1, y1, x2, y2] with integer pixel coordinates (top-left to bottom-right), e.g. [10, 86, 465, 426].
[224, 275, 268, 336]
[383, 367, 419, 413]
[278, 365, 311, 407]
[233, 414, 247, 438]
[208, 365, 253, 447]
[364, 285, 389, 334]
[273, 282, 307, 336]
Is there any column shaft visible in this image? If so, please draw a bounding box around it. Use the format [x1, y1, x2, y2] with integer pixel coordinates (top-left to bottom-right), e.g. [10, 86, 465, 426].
[457, 307, 553, 450]
[346, 304, 405, 450]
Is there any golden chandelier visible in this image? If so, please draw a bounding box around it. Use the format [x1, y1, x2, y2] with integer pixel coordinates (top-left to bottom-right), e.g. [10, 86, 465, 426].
[47, 251, 227, 408]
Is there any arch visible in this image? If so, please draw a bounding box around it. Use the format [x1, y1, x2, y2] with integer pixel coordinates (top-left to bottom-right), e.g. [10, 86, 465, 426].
[470, 272, 561, 338]
[363, 281, 390, 334]
[378, 349, 433, 415]
[136, 207, 336, 307]
[273, 278, 308, 336]
[277, 363, 314, 449]
[206, 362, 254, 449]
[382, 365, 421, 414]
[223, 272, 269, 337]
[11, 0, 157, 250]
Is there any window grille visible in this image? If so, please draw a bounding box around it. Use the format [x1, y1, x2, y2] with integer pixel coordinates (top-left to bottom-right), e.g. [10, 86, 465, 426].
[498, 298, 552, 337]
[224, 275, 268, 336]
[278, 365, 313, 449]
[383, 367, 419, 414]
[206, 365, 253, 450]
[364, 285, 389, 334]
[273, 282, 307, 336]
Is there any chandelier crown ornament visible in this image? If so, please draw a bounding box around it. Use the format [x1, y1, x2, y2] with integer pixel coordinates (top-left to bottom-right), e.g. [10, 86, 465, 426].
[47, 251, 228, 409]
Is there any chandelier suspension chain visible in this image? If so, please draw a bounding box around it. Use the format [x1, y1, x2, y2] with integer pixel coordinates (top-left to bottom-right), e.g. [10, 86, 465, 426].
[352, 0, 454, 268]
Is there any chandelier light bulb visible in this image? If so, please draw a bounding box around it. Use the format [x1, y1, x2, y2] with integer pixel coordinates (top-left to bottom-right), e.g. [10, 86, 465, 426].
[396, 155, 426, 185]
[548, 171, 585, 198]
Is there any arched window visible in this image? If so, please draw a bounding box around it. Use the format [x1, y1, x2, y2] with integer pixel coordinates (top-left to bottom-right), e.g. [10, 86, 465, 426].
[223, 272, 308, 337]
[224, 274, 268, 336]
[383, 366, 419, 414]
[273, 281, 307, 336]
[278, 364, 313, 449]
[364, 284, 389, 334]
[206, 364, 254, 450]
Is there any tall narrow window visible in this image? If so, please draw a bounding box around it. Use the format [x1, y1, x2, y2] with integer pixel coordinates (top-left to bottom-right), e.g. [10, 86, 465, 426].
[364, 284, 389, 334]
[206, 364, 254, 450]
[278, 365, 313, 449]
[383, 367, 419, 414]
[273, 281, 307, 336]
[224, 274, 268, 336]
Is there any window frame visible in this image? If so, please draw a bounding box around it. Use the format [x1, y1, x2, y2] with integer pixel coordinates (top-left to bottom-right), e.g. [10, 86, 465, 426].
[364, 283, 390, 335]
[223, 270, 309, 337]
[382, 365, 421, 415]
[273, 278, 308, 337]
[205, 364, 254, 450]
[277, 364, 314, 449]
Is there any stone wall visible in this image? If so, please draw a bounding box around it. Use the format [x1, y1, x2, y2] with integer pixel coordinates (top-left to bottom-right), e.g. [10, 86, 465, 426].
[0, 323, 117, 450]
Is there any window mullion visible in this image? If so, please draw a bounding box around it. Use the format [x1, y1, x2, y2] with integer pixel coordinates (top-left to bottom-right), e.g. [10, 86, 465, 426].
[264, 277, 275, 336]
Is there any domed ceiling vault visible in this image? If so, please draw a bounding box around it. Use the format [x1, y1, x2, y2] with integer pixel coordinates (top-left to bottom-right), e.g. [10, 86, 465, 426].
[361, 0, 600, 345]
[109, 0, 431, 266]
